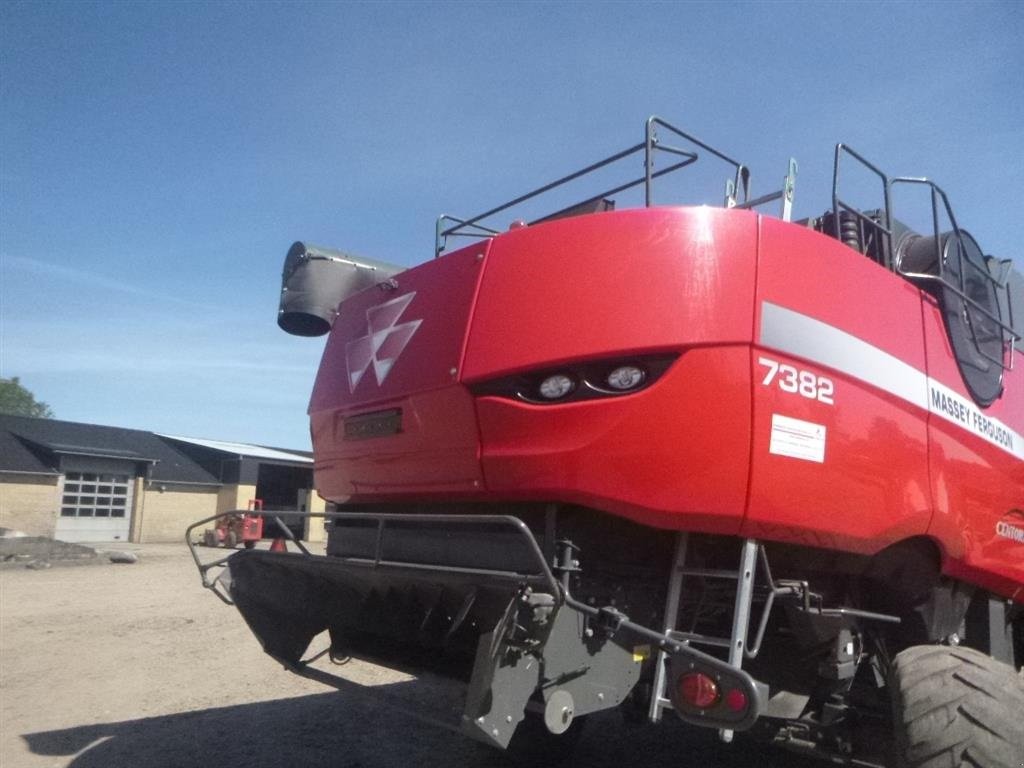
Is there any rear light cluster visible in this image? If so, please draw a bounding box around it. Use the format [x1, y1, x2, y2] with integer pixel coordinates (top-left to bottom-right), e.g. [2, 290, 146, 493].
[470, 354, 677, 405]
[669, 664, 755, 728]
[676, 671, 749, 714]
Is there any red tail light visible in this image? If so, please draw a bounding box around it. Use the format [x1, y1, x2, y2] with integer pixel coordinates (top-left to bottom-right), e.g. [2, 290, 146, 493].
[678, 672, 720, 709]
[725, 687, 749, 713]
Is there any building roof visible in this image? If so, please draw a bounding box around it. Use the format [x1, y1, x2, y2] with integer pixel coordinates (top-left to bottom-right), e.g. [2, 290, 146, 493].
[0, 422, 57, 475]
[158, 435, 313, 464]
[0, 415, 220, 485]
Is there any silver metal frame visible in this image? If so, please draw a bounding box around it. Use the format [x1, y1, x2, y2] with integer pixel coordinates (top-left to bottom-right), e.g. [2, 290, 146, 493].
[648, 532, 689, 724]
[733, 158, 798, 222]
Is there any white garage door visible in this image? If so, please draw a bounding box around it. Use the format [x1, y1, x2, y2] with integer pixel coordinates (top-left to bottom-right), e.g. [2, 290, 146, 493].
[55, 465, 134, 542]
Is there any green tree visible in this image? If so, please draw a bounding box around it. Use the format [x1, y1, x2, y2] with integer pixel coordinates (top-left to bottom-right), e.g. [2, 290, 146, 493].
[0, 377, 54, 418]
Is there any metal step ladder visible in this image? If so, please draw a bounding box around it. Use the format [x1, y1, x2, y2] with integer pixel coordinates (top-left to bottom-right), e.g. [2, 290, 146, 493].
[648, 533, 760, 742]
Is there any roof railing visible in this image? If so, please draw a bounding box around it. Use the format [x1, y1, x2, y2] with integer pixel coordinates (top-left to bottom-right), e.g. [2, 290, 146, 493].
[434, 115, 796, 257]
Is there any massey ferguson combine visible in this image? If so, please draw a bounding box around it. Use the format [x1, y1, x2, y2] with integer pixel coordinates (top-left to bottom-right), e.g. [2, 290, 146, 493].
[190, 117, 1024, 767]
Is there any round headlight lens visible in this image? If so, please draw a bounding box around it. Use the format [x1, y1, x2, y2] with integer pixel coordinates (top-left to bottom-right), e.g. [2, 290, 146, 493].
[606, 365, 645, 391]
[538, 374, 575, 400]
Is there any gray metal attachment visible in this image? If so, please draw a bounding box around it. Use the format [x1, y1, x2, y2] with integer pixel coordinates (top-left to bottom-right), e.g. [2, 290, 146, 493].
[277, 242, 404, 336]
[732, 158, 798, 222]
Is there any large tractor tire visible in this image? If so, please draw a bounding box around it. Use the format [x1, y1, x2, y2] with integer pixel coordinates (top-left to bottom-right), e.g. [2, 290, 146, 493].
[891, 645, 1024, 768]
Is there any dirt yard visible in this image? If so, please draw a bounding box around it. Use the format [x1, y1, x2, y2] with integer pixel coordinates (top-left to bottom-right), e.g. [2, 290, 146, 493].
[1, 542, 821, 768]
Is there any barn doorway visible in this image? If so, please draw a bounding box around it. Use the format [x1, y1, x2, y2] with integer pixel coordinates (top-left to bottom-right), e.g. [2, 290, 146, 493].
[256, 462, 313, 540]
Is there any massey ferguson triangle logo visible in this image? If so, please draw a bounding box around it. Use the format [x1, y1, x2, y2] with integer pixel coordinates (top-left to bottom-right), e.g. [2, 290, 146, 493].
[345, 293, 422, 393]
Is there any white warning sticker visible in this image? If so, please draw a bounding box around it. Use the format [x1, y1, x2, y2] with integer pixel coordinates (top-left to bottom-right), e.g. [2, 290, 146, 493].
[769, 414, 826, 463]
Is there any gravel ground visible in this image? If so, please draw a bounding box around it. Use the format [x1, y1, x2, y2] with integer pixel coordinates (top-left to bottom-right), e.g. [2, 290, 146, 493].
[1, 542, 823, 768]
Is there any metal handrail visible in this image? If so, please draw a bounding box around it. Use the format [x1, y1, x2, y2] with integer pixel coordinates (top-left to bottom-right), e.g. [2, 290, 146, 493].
[186, 510, 562, 606]
[185, 510, 310, 604]
[644, 116, 749, 207]
[832, 143, 895, 269]
[832, 145, 1020, 371]
[890, 176, 1020, 370]
[434, 115, 758, 257]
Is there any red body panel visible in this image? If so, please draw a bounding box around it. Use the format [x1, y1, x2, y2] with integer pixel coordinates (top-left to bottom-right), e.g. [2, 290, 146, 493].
[308, 207, 1023, 599]
[466, 208, 757, 533]
[744, 218, 932, 553]
[476, 346, 751, 534]
[921, 292, 1024, 600]
[309, 244, 487, 498]
[462, 207, 758, 380]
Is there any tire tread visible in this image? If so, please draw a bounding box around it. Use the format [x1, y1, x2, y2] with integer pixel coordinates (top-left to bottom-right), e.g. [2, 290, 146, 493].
[892, 645, 1024, 768]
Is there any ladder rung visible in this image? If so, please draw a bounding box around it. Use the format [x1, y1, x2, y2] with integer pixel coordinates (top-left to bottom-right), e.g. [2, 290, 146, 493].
[676, 567, 741, 579]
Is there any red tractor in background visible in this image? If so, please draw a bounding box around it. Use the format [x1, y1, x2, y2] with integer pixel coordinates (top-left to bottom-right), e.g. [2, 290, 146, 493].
[201, 499, 264, 549]
[190, 117, 1023, 767]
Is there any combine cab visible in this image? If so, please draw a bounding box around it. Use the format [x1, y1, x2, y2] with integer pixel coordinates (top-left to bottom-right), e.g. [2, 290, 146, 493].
[190, 117, 1024, 766]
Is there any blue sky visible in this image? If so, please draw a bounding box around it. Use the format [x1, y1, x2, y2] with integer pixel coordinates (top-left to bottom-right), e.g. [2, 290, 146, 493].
[2, 1, 1021, 449]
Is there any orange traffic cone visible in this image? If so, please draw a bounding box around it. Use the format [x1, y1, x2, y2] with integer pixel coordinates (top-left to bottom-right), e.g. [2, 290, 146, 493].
[269, 537, 287, 553]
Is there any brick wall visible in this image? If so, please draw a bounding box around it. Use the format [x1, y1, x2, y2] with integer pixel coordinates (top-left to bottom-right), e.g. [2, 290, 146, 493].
[0, 474, 59, 536]
[139, 484, 220, 543]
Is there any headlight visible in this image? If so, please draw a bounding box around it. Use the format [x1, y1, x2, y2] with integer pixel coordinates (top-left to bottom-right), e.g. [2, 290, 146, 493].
[605, 365, 645, 391]
[538, 374, 576, 400]
[469, 354, 676, 404]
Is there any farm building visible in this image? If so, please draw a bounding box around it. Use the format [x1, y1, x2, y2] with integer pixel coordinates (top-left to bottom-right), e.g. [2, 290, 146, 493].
[0, 414, 324, 543]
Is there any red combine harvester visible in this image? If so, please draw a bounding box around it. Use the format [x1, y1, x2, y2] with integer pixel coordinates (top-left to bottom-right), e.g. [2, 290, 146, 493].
[189, 117, 1023, 766]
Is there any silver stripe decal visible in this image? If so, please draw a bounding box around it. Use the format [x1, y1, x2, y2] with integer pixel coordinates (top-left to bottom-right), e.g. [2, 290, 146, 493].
[760, 301, 1023, 461]
[760, 302, 929, 409]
